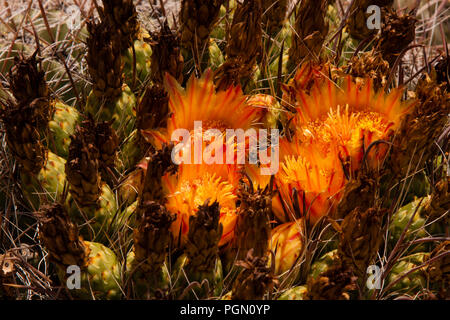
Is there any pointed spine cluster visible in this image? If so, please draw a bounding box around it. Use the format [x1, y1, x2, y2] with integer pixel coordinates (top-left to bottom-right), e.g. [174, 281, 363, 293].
[214, 0, 263, 90]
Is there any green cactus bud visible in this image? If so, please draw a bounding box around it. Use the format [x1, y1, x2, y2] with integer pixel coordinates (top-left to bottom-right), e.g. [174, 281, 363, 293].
[388, 198, 427, 252]
[209, 40, 225, 69]
[386, 252, 427, 295]
[49, 102, 81, 158]
[86, 85, 136, 138]
[69, 183, 118, 243]
[56, 241, 122, 300]
[309, 249, 340, 280]
[21, 151, 66, 207]
[123, 39, 152, 88]
[173, 254, 223, 299]
[278, 285, 307, 300]
[119, 129, 145, 172]
[39, 204, 121, 300]
[125, 251, 171, 299]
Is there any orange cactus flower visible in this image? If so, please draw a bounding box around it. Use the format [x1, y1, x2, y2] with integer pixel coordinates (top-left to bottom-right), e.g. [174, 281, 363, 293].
[162, 164, 239, 247]
[145, 70, 262, 147]
[270, 76, 411, 224]
[273, 143, 346, 224]
[290, 77, 412, 174]
[142, 71, 265, 247]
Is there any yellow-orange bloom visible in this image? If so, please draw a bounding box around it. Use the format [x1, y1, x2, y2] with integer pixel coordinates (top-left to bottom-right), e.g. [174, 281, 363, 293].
[163, 164, 239, 247]
[271, 76, 411, 223]
[245, 163, 273, 190]
[146, 70, 262, 146]
[273, 143, 346, 224]
[143, 71, 265, 247]
[290, 77, 412, 173]
[269, 219, 305, 275]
